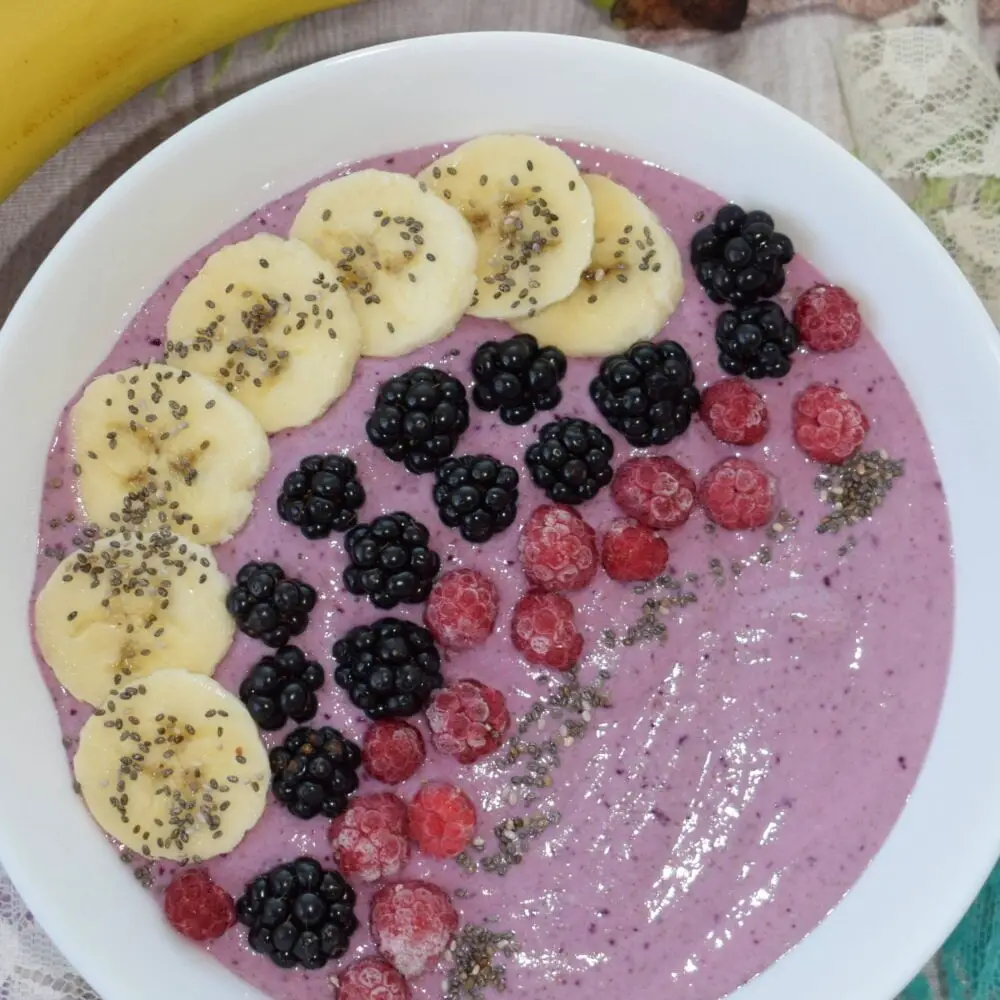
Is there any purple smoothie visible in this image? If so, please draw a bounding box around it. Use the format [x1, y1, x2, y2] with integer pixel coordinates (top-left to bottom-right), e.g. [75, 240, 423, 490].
[30, 141, 953, 1000]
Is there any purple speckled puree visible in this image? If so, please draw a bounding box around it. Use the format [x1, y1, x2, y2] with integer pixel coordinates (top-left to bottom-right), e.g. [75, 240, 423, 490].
[30, 141, 952, 1000]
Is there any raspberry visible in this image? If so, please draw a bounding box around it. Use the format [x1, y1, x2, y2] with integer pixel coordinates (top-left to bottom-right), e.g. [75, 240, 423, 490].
[794, 285, 862, 353]
[408, 782, 477, 858]
[699, 457, 775, 531]
[610, 456, 696, 530]
[600, 518, 669, 582]
[164, 869, 236, 942]
[329, 793, 410, 884]
[511, 592, 583, 671]
[699, 378, 769, 446]
[518, 504, 598, 592]
[363, 720, 426, 785]
[335, 957, 409, 1000]
[425, 679, 510, 765]
[793, 383, 869, 464]
[370, 881, 458, 979]
[423, 569, 499, 650]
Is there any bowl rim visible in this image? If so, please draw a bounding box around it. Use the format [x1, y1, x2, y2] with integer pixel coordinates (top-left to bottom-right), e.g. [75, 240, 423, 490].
[2, 30, 999, 1000]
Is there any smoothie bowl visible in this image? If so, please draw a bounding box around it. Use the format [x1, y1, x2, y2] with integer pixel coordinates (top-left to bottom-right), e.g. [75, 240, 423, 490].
[1, 31, 999, 1000]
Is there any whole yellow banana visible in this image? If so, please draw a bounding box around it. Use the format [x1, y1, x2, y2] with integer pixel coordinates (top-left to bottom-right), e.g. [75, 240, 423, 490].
[0, 0, 364, 202]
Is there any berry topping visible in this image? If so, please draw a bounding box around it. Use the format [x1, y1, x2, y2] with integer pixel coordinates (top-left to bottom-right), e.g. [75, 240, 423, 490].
[236, 858, 358, 970]
[370, 880, 458, 979]
[699, 457, 775, 531]
[343, 512, 440, 610]
[226, 562, 317, 648]
[164, 869, 236, 943]
[600, 518, 670, 582]
[524, 417, 614, 505]
[366, 367, 469, 474]
[407, 782, 477, 858]
[277, 454, 365, 539]
[699, 378, 769, 446]
[329, 793, 410, 884]
[333, 618, 444, 720]
[793, 383, 869, 464]
[716, 301, 799, 379]
[690, 204, 794, 307]
[794, 284, 862, 353]
[423, 569, 499, 650]
[363, 719, 427, 786]
[270, 726, 361, 821]
[589, 340, 700, 447]
[425, 679, 511, 765]
[518, 504, 599, 592]
[432, 455, 519, 543]
[611, 456, 697, 530]
[511, 591, 583, 672]
[335, 958, 410, 1000]
[238, 645, 325, 731]
[471, 333, 567, 425]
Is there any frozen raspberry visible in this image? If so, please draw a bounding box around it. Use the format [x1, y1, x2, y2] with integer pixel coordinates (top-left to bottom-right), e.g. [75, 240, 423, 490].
[611, 456, 696, 530]
[370, 880, 458, 979]
[600, 518, 669, 582]
[363, 720, 426, 786]
[425, 679, 510, 765]
[518, 504, 598, 592]
[164, 869, 236, 942]
[699, 457, 775, 531]
[511, 591, 583, 671]
[335, 957, 409, 1000]
[408, 782, 477, 858]
[794, 284, 862, 353]
[699, 378, 769, 446]
[329, 793, 410, 884]
[793, 383, 869, 464]
[423, 569, 499, 650]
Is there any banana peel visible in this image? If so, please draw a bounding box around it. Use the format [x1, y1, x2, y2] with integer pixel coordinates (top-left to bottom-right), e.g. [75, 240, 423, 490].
[0, 0, 365, 202]
[594, 0, 748, 31]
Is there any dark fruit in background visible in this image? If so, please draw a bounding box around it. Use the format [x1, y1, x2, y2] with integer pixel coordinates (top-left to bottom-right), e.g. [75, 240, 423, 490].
[589, 340, 700, 447]
[276, 454, 365, 539]
[269, 726, 361, 821]
[226, 563, 316, 648]
[715, 301, 799, 379]
[433, 454, 519, 543]
[366, 366, 468, 474]
[238, 646, 324, 731]
[525, 417, 614, 505]
[470, 333, 567, 426]
[691, 203, 794, 307]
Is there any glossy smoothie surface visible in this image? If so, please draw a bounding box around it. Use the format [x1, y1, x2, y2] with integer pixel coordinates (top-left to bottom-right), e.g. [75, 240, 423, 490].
[30, 141, 953, 1000]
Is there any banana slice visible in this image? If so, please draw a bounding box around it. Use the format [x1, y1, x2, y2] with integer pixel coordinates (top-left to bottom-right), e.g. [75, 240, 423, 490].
[164, 234, 363, 431]
[72, 361, 269, 545]
[35, 531, 234, 707]
[416, 135, 595, 320]
[512, 174, 685, 356]
[74, 670, 270, 862]
[290, 170, 478, 358]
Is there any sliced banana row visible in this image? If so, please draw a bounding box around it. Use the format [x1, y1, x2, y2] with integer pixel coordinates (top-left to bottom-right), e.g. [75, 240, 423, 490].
[73, 670, 270, 862]
[35, 532, 234, 707]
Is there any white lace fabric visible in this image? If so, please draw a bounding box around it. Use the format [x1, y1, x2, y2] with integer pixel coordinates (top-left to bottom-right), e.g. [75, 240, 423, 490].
[838, 0, 1000, 322]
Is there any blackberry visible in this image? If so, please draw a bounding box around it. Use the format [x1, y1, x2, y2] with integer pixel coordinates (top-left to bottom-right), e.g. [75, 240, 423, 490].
[716, 301, 800, 379]
[238, 646, 325, 731]
[332, 617, 443, 720]
[269, 726, 361, 820]
[525, 417, 614, 505]
[432, 455, 519, 543]
[690, 204, 794, 307]
[366, 367, 469, 474]
[236, 857, 357, 970]
[470, 333, 567, 426]
[589, 340, 700, 447]
[343, 512, 440, 609]
[277, 454, 365, 539]
[226, 563, 317, 647]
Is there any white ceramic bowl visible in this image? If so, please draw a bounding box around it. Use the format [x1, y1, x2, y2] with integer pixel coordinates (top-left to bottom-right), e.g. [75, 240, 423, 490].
[1, 31, 998, 1000]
